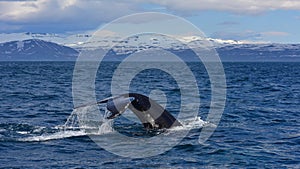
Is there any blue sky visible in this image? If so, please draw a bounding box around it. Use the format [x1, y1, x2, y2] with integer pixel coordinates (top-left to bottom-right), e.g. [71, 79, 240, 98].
[0, 0, 299, 43]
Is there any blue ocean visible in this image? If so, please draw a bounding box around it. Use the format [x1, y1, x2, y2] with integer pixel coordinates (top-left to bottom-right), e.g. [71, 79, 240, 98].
[0, 61, 299, 168]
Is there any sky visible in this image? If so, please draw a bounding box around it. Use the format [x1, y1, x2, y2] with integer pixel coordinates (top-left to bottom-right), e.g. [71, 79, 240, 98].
[0, 0, 299, 43]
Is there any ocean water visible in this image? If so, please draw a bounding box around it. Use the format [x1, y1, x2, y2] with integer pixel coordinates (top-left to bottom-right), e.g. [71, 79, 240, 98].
[0, 62, 299, 168]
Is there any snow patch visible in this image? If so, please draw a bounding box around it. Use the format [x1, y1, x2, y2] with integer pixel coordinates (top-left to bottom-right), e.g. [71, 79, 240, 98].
[16, 41, 24, 51]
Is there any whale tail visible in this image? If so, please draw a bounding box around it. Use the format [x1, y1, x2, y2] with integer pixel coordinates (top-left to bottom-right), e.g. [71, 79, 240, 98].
[106, 93, 182, 129]
[75, 93, 182, 129]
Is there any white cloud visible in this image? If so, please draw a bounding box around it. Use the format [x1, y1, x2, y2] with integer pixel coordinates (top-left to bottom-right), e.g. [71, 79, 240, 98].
[146, 0, 300, 14]
[1, 0, 299, 24]
[2, 0, 300, 25]
[0, 0, 299, 34]
[0, 0, 139, 23]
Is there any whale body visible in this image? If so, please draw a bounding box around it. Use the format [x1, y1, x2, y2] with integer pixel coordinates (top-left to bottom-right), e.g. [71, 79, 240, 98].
[105, 93, 182, 129]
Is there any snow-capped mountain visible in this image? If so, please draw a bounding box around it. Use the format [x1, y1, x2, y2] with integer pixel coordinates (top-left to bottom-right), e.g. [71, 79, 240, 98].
[0, 39, 78, 61]
[0, 32, 90, 47]
[0, 32, 299, 61]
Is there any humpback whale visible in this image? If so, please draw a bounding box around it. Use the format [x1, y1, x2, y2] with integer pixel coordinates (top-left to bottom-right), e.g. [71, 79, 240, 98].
[76, 93, 182, 129]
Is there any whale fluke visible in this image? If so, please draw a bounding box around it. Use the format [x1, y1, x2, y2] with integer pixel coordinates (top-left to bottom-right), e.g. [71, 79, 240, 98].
[105, 93, 182, 129]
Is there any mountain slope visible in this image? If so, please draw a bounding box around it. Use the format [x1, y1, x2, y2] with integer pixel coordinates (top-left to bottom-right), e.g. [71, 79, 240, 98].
[217, 43, 300, 62]
[0, 39, 78, 61]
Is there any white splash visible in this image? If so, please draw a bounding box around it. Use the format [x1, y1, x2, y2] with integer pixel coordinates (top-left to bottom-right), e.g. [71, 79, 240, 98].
[168, 116, 210, 131]
[19, 130, 87, 142]
[19, 105, 114, 142]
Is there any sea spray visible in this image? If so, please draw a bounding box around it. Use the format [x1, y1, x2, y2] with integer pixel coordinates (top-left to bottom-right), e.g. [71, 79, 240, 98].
[63, 109, 80, 130]
[63, 104, 114, 134]
[19, 104, 115, 142]
[98, 118, 114, 134]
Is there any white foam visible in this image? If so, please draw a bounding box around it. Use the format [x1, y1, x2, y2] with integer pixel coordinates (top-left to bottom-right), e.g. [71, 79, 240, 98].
[32, 127, 46, 133]
[98, 120, 114, 134]
[19, 121, 115, 142]
[168, 116, 208, 131]
[19, 130, 87, 142]
[16, 131, 30, 135]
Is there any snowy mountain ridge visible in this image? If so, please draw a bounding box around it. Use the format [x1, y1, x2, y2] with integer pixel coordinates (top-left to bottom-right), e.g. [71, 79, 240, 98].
[0, 32, 281, 49]
[0, 32, 299, 61]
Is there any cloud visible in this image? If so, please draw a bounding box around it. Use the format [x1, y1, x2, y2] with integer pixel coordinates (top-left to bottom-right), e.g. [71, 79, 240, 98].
[0, 22, 21, 31]
[0, 0, 299, 33]
[211, 30, 262, 41]
[211, 30, 290, 41]
[261, 31, 290, 37]
[146, 0, 300, 15]
[0, 0, 141, 32]
[112, 12, 175, 24]
[218, 21, 240, 26]
[0, 0, 36, 1]
[0, 0, 139, 22]
[2, 0, 300, 24]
